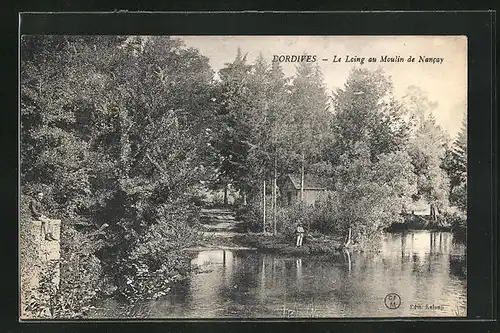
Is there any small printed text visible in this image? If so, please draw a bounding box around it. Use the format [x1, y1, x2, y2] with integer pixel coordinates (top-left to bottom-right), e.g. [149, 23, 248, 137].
[272, 54, 445, 65]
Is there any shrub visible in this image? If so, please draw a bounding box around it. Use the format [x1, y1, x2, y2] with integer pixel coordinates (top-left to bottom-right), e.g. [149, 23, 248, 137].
[115, 203, 201, 303]
[333, 146, 417, 241]
[238, 196, 345, 238]
[443, 209, 466, 234]
[450, 182, 467, 212]
[237, 201, 314, 236]
[308, 193, 343, 234]
[276, 203, 311, 237]
[236, 203, 265, 232]
[276, 195, 343, 237]
[52, 224, 108, 318]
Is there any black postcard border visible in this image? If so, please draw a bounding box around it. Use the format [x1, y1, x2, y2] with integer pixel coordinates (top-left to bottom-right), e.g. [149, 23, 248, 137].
[5, 10, 497, 333]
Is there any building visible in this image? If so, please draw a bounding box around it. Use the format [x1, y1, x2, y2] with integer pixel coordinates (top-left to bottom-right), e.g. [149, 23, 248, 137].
[279, 174, 329, 206]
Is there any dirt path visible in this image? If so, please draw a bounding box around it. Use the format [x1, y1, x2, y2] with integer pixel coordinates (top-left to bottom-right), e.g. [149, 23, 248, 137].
[198, 208, 251, 249]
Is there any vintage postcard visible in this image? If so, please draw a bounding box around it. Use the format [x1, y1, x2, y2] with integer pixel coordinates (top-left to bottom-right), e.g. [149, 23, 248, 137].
[20, 35, 467, 319]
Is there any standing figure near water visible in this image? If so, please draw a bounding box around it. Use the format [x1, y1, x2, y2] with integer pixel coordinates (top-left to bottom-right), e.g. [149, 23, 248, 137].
[296, 223, 304, 247]
[29, 191, 60, 241]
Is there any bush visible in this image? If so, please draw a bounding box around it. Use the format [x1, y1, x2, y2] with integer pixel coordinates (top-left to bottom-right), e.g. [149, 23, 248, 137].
[308, 194, 343, 234]
[237, 202, 319, 235]
[450, 182, 466, 212]
[237, 196, 345, 237]
[115, 203, 202, 303]
[333, 146, 417, 241]
[276, 204, 312, 237]
[53, 224, 108, 318]
[277, 198, 343, 237]
[235, 203, 265, 232]
[443, 209, 466, 234]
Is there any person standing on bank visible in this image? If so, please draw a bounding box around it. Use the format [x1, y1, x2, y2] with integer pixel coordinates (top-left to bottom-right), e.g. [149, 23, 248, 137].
[296, 223, 305, 247]
[29, 191, 58, 241]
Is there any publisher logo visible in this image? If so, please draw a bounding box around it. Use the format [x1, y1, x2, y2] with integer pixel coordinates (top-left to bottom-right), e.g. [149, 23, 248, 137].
[384, 293, 401, 309]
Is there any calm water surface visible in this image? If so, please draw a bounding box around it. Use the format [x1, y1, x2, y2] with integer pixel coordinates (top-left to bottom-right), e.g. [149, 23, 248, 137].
[94, 231, 466, 318]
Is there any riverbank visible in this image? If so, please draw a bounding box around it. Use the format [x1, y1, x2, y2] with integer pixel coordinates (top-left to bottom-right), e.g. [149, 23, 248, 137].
[385, 211, 466, 237]
[385, 222, 452, 232]
[199, 231, 346, 255]
[238, 233, 346, 255]
[199, 208, 348, 255]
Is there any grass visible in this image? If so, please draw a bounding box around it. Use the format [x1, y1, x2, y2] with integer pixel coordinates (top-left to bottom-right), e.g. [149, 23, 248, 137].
[231, 233, 345, 255]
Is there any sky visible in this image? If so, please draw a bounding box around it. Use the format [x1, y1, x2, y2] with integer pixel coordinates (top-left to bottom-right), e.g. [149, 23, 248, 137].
[175, 36, 467, 138]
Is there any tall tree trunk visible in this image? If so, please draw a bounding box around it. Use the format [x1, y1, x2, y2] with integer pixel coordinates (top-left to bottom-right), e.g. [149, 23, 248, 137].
[263, 179, 266, 233]
[300, 151, 305, 202]
[242, 191, 247, 206]
[430, 203, 436, 221]
[345, 225, 352, 247]
[270, 173, 274, 234]
[119, 107, 132, 179]
[223, 184, 228, 206]
[344, 248, 352, 271]
[273, 154, 277, 235]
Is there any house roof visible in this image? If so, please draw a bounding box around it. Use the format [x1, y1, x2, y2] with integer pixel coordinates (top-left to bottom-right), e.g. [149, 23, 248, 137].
[284, 173, 328, 190]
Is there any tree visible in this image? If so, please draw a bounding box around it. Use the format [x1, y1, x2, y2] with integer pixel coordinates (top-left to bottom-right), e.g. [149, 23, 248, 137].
[334, 142, 417, 243]
[21, 35, 216, 311]
[330, 68, 409, 164]
[401, 85, 439, 133]
[402, 87, 451, 212]
[288, 61, 330, 201]
[211, 51, 297, 233]
[266, 60, 293, 234]
[326, 68, 416, 242]
[443, 113, 467, 211]
[212, 48, 258, 203]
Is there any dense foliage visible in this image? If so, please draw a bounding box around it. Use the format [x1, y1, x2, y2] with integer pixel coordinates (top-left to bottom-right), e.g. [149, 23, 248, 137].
[21, 36, 214, 317]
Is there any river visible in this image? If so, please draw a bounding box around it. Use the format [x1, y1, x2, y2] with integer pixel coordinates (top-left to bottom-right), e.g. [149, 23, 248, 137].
[92, 230, 466, 318]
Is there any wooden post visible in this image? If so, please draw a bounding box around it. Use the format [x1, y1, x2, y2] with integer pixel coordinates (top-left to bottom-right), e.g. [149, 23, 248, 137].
[271, 178, 274, 221]
[273, 154, 277, 235]
[263, 180, 266, 233]
[261, 258, 265, 292]
[344, 248, 352, 272]
[300, 151, 305, 202]
[223, 184, 228, 206]
[345, 225, 352, 247]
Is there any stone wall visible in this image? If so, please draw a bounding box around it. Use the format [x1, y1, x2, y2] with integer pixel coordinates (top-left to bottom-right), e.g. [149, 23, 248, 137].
[20, 220, 61, 319]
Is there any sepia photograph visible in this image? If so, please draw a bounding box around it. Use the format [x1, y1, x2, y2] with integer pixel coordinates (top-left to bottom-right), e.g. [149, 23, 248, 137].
[20, 35, 467, 319]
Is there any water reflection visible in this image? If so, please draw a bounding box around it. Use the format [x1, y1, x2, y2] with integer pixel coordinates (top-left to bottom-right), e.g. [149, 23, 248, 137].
[95, 231, 466, 318]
